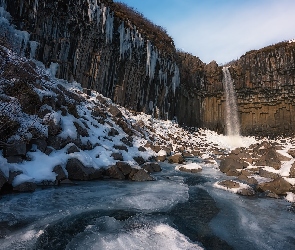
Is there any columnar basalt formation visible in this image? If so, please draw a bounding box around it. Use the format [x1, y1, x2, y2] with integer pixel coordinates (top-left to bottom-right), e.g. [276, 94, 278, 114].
[2, 0, 180, 120]
[2, 0, 295, 137]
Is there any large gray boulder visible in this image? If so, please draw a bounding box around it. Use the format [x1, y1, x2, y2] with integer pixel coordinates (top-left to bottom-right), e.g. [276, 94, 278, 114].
[257, 177, 292, 195]
[142, 162, 162, 173]
[219, 158, 244, 174]
[130, 169, 153, 182]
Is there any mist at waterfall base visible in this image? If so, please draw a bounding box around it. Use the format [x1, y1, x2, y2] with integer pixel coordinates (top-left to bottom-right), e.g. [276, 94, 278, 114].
[222, 67, 245, 149]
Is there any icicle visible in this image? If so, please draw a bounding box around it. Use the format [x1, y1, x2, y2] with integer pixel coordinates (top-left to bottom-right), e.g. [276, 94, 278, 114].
[146, 41, 158, 80]
[20, 0, 24, 16]
[171, 64, 180, 95]
[33, 0, 38, 18]
[101, 4, 106, 33]
[105, 9, 113, 43]
[29, 41, 38, 59]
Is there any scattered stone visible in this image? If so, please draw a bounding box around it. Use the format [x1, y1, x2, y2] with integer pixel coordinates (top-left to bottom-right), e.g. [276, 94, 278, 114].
[116, 162, 132, 176]
[238, 187, 255, 196]
[66, 158, 100, 181]
[156, 155, 166, 162]
[112, 152, 124, 161]
[108, 128, 119, 137]
[182, 152, 194, 158]
[67, 144, 80, 154]
[106, 165, 125, 180]
[0, 170, 8, 189]
[168, 153, 184, 164]
[53, 165, 67, 181]
[4, 142, 27, 157]
[108, 105, 122, 118]
[73, 121, 89, 137]
[287, 149, 295, 158]
[114, 145, 128, 151]
[259, 168, 280, 179]
[31, 139, 47, 153]
[219, 180, 240, 189]
[44, 147, 54, 155]
[257, 177, 292, 195]
[13, 182, 36, 192]
[131, 169, 153, 181]
[178, 166, 202, 173]
[142, 162, 162, 173]
[219, 158, 244, 174]
[121, 137, 133, 147]
[238, 174, 258, 185]
[133, 156, 145, 165]
[138, 146, 146, 152]
[290, 162, 295, 178]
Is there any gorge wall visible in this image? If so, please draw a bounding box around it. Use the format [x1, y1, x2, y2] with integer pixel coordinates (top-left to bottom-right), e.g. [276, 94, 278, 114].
[2, 0, 295, 137]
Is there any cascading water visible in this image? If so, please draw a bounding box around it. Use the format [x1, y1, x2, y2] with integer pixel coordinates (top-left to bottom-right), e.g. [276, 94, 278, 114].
[222, 67, 240, 136]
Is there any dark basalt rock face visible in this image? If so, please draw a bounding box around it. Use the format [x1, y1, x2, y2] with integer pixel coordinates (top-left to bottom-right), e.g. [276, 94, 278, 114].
[3, 0, 295, 137]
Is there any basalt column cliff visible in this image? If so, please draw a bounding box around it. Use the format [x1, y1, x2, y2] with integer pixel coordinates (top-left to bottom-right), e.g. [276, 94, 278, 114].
[2, 0, 181, 120]
[2, 0, 295, 136]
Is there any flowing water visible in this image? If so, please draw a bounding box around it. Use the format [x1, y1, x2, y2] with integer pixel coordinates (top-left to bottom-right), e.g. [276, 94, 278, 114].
[223, 67, 240, 137]
[0, 161, 294, 250]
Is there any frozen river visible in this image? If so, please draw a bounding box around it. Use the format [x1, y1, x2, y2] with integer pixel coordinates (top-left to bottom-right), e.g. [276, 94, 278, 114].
[0, 162, 294, 250]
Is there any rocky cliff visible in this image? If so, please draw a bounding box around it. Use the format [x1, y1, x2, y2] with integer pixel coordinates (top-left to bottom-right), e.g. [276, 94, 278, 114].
[180, 42, 295, 137]
[2, 0, 295, 137]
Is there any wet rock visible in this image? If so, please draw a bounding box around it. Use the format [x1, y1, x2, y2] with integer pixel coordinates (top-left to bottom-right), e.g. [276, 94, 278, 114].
[6, 156, 23, 163]
[219, 158, 244, 174]
[60, 179, 76, 185]
[255, 148, 283, 170]
[226, 169, 241, 177]
[142, 162, 162, 173]
[262, 190, 280, 199]
[238, 187, 255, 196]
[66, 158, 100, 181]
[168, 153, 184, 164]
[238, 174, 258, 185]
[257, 177, 292, 195]
[105, 165, 125, 180]
[156, 155, 166, 162]
[116, 162, 132, 176]
[178, 166, 202, 173]
[45, 147, 54, 155]
[131, 169, 153, 181]
[111, 152, 123, 161]
[13, 182, 36, 192]
[53, 165, 67, 181]
[219, 180, 240, 189]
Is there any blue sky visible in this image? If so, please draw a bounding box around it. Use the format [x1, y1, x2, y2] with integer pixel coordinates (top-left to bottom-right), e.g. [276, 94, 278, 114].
[114, 0, 295, 64]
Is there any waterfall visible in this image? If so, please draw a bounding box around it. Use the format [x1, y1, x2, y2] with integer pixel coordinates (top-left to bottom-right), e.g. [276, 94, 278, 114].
[222, 67, 240, 136]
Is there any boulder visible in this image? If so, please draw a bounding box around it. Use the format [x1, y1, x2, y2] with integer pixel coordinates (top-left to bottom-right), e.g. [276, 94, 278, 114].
[219, 158, 244, 174]
[131, 169, 153, 181]
[255, 148, 282, 170]
[219, 180, 240, 189]
[6, 156, 23, 163]
[178, 166, 201, 173]
[133, 156, 146, 165]
[287, 149, 295, 158]
[105, 165, 125, 180]
[73, 121, 89, 137]
[67, 144, 80, 154]
[116, 162, 132, 176]
[66, 158, 99, 181]
[112, 152, 124, 161]
[4, 142, 27, 157]
[138, 146, 146, 152]
[290, 162, 295, 178]
[108, 105, 122, 118]
[13, 182, 36, 192]
[108, 128, 119, 137]
[168, 153, 184, 164]
[30, 139, 47, 152]
[156, 155, 166, 162]
[121, 137, 133, 147]
[238, 187, 255, 196]
[0, 170, 8, 189]
[257, 177, 292, 195]
[238, 174, 258, 185]
[142, 162, 162, 173]
[259, 168, 280, 179]
[53, 165, 67, 181]
[114, 145, 128, 152]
